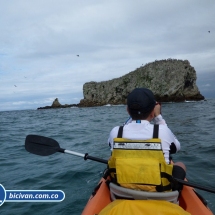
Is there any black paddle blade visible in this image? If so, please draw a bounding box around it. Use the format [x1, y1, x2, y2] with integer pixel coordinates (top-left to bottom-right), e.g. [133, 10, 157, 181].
[25, 135, 61, 156]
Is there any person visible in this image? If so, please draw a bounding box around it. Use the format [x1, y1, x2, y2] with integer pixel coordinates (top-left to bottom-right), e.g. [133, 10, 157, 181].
[107, 88, 186, 192]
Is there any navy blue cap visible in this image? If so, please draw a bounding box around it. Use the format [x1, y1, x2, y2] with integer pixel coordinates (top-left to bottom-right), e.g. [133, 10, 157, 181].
[127, 88, 156, 114]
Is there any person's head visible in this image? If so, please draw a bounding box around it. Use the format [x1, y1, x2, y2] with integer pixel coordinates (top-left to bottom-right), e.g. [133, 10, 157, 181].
[127, 88, 156, 120]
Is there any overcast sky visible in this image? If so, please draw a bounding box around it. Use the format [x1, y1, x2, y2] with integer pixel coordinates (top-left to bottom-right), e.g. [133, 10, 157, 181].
[0, 0, 215, 111]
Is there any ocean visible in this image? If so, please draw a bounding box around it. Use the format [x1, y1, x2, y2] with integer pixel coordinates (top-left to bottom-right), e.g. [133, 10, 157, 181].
[0, 99, 215, 214]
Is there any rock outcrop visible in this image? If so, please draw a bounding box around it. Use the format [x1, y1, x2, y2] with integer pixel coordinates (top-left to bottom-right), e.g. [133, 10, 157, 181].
[79, 59, 204, 107]
[37, 98, 77, 110]
[52, 98, 61, 107]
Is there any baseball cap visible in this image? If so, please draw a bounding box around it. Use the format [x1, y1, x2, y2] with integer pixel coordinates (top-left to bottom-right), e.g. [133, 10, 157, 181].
[127, 88, 156, 114]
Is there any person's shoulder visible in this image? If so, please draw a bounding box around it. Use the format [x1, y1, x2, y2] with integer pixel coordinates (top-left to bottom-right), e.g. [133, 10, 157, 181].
[110, 125, 120, 132]
[109, 126, 121, 141]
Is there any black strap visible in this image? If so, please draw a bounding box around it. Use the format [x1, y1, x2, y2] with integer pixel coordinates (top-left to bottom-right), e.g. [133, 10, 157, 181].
[153, 124, 159, 138]
[108, 168, 119, 185]
[156, 172, 174, 192]
[156, 183, 172, 192]
[117, 126, 124, 138]
[118, 124, 159, 138]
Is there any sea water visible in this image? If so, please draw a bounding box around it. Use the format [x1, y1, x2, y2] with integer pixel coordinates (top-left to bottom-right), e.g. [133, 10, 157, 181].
[0, 99, 215, 214]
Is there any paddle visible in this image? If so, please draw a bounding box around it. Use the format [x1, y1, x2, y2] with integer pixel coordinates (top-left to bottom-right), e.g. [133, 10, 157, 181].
[25, 134, 215, 194]
[25, 135, 107, 164]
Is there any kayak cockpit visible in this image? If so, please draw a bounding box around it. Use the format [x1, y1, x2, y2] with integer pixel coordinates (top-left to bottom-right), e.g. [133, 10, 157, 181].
[109, 182, 179, 203]
[82, 175, 213, 215]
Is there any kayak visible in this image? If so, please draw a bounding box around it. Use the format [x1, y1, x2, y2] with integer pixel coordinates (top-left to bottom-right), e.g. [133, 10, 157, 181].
[81, 172, 213, 215]
[24, 135, 214, 215]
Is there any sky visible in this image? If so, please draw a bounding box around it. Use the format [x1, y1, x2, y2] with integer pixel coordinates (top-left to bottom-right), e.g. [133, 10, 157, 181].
[0, 0, 215, 111]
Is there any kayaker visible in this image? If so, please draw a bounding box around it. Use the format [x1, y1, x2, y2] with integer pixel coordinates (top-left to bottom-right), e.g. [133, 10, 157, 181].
[108, 87, 186, 192]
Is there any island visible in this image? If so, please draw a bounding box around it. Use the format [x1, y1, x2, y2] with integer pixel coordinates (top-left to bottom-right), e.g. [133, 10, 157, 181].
[37, 59, 204, 109]
[79, 59, 204, 107]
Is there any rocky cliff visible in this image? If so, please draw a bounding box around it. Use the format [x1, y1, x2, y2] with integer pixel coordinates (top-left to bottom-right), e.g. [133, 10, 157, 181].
[79, 59, 204, 107]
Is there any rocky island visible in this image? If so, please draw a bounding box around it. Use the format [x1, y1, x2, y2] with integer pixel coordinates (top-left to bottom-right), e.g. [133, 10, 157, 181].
[37, 59, 204, 109]
[79, 59, 204, 107]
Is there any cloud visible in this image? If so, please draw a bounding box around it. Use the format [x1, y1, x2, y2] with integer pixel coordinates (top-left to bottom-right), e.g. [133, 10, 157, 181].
[196, 71, 215, 99]
[0, 0, 215, 111]
[203, 84, 211, 87]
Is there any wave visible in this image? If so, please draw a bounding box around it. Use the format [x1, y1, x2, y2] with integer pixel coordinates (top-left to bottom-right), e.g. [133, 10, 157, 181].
[185, 100, 197, 103]
[103, 104, 125, 107]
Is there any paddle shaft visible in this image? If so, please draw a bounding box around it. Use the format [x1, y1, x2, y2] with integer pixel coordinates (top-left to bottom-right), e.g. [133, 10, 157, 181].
[63, 148, 215, 193]
[62, 149, 108, 164]
[174, 178, 215, 194]
[64, 147, 215, 193]
[25, 135, 215, 193]
[64, 148, 215, 193]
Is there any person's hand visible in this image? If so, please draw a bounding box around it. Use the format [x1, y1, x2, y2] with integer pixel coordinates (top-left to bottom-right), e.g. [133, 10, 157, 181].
[154, 102, 161, 117]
